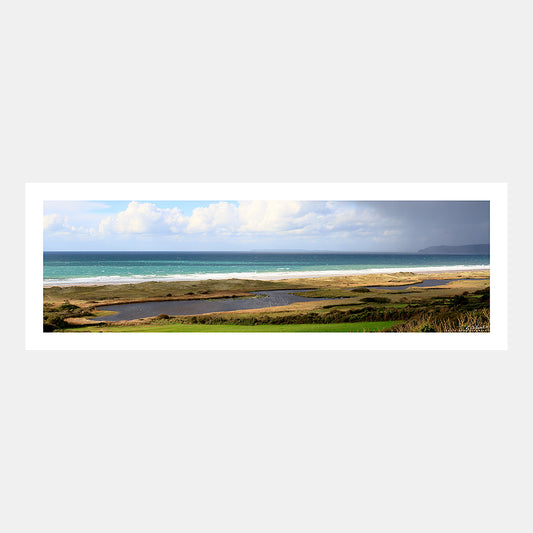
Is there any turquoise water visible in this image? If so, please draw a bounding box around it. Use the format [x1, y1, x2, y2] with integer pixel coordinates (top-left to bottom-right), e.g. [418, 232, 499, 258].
[43, 251, 490, 286]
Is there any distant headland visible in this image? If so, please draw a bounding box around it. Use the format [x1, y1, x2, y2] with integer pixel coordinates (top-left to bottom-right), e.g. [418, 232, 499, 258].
[417, 244, 489, 254]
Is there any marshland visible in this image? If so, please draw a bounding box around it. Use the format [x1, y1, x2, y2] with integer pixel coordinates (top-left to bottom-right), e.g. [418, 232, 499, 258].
[43, 270, 490, 333]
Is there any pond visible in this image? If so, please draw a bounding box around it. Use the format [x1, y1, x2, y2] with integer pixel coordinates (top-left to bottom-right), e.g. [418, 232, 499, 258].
[94, 289, 332, 322]
[365, 278, 485, 290]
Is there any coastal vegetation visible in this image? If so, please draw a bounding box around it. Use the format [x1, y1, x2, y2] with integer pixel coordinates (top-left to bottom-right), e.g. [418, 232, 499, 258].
[43, 271, 490, 333]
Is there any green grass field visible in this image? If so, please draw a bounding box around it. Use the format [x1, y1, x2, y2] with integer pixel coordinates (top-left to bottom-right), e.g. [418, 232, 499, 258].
[66, 321, 399, 333]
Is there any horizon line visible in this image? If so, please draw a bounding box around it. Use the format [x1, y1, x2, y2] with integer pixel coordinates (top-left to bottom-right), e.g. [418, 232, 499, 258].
[43, 247, 489, 254]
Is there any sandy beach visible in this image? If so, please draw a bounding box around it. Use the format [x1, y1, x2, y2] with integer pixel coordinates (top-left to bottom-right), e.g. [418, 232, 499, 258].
[275, 268, 490, 288]
[43, 267, 489, 289]
[42, 265, 490, 288]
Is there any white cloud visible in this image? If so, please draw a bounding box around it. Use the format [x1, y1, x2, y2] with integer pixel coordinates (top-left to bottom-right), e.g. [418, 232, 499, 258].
[238, 201, 305, 233]
[98, 200, 322, 236]
[187, 202, 239, 233]
[99, 201, 187, 235]
[44, 213, 100, 237]
[165, 207, 189, 233]
[44, 213, 70, 232]
[48, 200, 402, 243]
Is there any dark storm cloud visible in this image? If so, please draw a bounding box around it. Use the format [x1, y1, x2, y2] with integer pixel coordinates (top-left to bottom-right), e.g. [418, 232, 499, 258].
[357, 201, 490, 251]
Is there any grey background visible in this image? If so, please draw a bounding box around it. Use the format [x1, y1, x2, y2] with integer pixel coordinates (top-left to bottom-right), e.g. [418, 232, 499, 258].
[4, 2, 532, 532]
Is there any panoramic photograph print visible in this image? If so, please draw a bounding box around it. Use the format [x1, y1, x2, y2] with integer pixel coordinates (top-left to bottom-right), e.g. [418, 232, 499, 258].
[42, 199, 490, 334]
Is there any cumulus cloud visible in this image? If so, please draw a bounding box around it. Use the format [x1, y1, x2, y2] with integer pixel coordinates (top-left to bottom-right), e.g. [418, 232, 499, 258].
[44, 213, 98, 237]
[93, 200, 400, 239]
[238, 201, 308, 233]
[187, 202, 240, 233]
[99, 202, 187, 235]
[44, 213, 70, 232]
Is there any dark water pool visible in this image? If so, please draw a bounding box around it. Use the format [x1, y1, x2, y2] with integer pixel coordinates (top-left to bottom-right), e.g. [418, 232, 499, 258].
[93, 279, 489, 321]
[366, 278, 486, 290]
[94, 289, 331, 322]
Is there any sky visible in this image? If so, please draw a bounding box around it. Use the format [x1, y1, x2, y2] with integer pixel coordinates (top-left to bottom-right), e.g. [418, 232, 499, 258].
[43, 200, 490, 252]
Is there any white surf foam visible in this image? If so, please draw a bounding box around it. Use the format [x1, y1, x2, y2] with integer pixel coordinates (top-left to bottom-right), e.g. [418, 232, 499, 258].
[43, 264, 490, 287]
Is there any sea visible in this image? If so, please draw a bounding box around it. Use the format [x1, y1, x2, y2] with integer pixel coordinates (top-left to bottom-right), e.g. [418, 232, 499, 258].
[43, 251, 490, 286]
